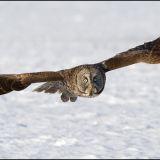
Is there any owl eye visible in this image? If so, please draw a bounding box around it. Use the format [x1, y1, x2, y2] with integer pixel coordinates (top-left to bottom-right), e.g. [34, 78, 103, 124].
[83, 77, 88, 84]
[93, 77, 97, 82]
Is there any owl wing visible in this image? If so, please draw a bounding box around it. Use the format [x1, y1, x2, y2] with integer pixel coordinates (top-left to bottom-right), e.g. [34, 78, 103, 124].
[0, 74, 29, 95]
[0, 71, 64, 95]
[33, 81, 77, 102]
[99, 37, 160, 72]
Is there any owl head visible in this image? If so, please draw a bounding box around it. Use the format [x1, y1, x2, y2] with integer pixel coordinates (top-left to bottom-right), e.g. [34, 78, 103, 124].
[74, 65, 106, 97]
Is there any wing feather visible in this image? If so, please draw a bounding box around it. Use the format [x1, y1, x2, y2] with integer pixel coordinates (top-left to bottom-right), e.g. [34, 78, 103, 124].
[33, 81, 63, 94]
[0, 71, 64, 95]
[0, 74, 30, 95]
[100, 37, 160, 72]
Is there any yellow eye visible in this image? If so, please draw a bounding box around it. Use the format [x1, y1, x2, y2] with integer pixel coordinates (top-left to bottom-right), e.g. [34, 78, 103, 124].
[83, 77, 88, 84]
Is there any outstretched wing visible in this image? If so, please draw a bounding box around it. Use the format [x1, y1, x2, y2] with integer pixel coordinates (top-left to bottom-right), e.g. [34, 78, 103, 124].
[99, 37, 160, 72]
[0, 71, 63, 95]
[33, 81, 77, 102]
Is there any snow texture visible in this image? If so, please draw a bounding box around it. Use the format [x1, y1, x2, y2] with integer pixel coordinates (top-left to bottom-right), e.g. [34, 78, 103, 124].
[0, 1, 160, 159]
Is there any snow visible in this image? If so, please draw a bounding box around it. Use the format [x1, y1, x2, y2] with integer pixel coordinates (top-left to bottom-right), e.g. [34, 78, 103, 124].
[0, 1, 160, 159]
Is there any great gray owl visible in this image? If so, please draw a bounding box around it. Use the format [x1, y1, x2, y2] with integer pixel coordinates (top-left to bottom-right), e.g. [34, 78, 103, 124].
[0, 37, 160, 102]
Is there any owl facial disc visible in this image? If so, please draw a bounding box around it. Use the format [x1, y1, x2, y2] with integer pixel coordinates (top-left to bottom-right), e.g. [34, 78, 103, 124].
[76, 65, 106, 97]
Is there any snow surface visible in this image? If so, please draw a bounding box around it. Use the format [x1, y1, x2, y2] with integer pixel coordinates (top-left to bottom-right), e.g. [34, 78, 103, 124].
[0, 1, 160, 159]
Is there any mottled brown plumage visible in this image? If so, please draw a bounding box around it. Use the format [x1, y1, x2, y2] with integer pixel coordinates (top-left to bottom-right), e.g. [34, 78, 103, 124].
[100, 37, 160, 71]
[0, 72, 63, 95]
[0, 37, 160, 102]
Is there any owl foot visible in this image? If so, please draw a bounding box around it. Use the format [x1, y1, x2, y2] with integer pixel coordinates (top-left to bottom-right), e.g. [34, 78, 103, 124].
[34, 81, 78, 102]
[61, 93, 77, 102]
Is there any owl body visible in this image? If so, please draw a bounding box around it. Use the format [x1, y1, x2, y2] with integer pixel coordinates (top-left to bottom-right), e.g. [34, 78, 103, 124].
[34, 64, 106, 102]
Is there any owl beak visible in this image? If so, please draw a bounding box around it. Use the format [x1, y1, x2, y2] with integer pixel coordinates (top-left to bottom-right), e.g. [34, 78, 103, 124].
[88, 85, 103, 97]
[89, 87, 99, 96]
[94, 88, 98, 94]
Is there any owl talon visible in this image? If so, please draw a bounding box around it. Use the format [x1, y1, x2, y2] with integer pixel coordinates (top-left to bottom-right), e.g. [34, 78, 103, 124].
[61, 94, 69, 102]
[70, 97, 77, 102]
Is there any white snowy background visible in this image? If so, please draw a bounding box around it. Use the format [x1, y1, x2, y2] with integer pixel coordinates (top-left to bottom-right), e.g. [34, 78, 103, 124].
[0, 1, 160, 159]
